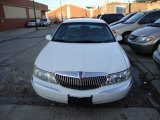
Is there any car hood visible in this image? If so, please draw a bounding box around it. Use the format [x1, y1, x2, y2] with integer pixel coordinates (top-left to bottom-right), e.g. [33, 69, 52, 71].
[131, 26, 160, 37]
[35, 42, 128, 74]
[110, 23, 131, 30]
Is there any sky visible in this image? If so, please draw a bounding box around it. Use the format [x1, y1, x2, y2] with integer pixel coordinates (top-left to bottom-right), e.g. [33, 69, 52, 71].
[35, 0, 129, 10]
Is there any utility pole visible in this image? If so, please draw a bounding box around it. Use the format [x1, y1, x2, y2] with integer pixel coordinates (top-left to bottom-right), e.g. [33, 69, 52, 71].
[98, 6, 100, 15]
[85, 9, 87, 18]
[60, 0, 63, 22]
[32, 0, 38, 30]
[105, 0, 107, 14]
[128, 0, 131, 13]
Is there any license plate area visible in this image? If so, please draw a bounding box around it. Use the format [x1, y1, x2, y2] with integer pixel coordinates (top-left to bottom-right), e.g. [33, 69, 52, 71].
[68, 95, 92, 105]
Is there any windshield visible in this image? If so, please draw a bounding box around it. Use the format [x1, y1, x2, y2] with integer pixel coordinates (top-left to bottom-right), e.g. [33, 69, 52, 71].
[53, 23, 115, 43]
[148, 18, 160, 27]
[119, 13, 135, 22]
[124, 12, 145, 24]
[41, 19, 47, 21]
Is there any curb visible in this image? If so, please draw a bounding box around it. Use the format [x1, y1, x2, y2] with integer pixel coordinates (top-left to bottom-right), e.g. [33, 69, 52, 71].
[123, 46, 160, 107]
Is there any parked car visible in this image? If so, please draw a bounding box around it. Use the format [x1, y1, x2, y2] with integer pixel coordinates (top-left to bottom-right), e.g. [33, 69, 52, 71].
[111, 10, 160, 42]
[27, 19, 40, 27]
[99, 14, 124, 24]
[97, 14, 101, 18]
[109, 12, 137, 27]
[32, 18, 132, 104]
[50, 18, 61, 24]
[39, 18, 50, 27]
[128, 18, 160, 54]
[153, 45, 160, 70]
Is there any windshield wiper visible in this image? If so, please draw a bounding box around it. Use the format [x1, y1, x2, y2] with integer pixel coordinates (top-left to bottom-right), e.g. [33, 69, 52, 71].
[52, 39, 105, 43]
[74, 40, 104, 43]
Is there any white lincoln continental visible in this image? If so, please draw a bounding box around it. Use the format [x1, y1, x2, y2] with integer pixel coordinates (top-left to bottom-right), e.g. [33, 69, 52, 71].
[32, 18, 132, 104]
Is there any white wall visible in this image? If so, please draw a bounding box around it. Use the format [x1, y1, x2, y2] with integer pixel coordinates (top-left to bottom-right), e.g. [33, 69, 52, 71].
[29, 9, 41, 18]
[67, 5, 71, 19]
[3, 5, 27, 18]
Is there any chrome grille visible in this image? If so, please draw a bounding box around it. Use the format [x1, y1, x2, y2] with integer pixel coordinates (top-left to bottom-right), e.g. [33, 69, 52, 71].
[55, 73, 107, 90]
[129, 34, 138, 42]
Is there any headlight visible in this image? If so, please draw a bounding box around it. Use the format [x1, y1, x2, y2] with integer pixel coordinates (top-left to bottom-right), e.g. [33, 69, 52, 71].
[33, 66, 57, 84]
[106, 69, 131, 85]
[137, 36, 153, 43]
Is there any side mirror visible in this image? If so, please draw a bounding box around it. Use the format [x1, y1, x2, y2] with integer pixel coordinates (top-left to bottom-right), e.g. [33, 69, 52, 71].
[115, 35, 122, 42]
[46, 34, 52, 41]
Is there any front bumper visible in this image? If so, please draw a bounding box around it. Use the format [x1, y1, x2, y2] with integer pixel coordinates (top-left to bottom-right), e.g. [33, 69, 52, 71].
[128, 39, 154, 54]
[32, 76, 132, 104]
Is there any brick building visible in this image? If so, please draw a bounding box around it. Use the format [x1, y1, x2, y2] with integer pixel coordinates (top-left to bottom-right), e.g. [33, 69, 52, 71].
[47, 3, 90, 21]
[47, 2, 160, 20]
[93, 3, 128, 17]
[0, 0, 48, 31]
[93, 2, 160, 17]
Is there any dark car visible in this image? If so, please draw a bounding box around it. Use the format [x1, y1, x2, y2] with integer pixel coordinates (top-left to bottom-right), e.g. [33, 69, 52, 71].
[99, 14, 124, 24]
[97, 14, 101, 19]
[39, 18, 50, 27]
[153, 45, 160, 70]
[109, 12, 137, 27]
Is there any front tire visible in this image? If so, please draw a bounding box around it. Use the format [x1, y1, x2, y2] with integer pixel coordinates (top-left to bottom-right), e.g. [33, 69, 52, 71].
[122, 32, 131, 43]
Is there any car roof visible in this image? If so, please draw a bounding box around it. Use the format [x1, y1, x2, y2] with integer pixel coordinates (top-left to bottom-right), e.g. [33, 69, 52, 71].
[144, 10, 160, 13]
[63, 18, 106, 24]
[101, 13, 123, 15]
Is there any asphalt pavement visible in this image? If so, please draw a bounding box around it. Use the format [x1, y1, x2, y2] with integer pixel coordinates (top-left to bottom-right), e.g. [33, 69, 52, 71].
[0, 105, 160, 120]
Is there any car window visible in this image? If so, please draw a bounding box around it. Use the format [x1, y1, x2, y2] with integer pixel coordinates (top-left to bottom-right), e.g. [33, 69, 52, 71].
[139, 11, 160, 24]
[100, 15, 107, 19]
[41, 19, 47, 21]
[53, 23, 115, 43]
[117, 14, 124, 19]
[29, 20, 35, 22]
[124, 12, 145, 24]
[155, 18, 160, 23]
[119, 13, 135, 22]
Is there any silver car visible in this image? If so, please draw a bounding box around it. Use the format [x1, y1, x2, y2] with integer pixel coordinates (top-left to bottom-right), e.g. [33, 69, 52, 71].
[153, 45, 160, 70]
[27, 19, 40, 27]
[111, 10, 160, 42]
[128, 18, 160, 54]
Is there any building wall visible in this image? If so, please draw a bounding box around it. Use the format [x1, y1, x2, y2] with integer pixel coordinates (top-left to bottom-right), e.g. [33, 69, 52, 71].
[93, 3, 127, 17]
[3, 5, 27, 18]
[0, 19, 28, 31]
[47, 4, 90, 21]
[48, 2, 160, 21]
[147, 2, 160, 10]
[0, 0, 48, 31]
[70, 5, 90, 18]
[0, 0, 48, 11]
[93, 2, 160, 17]
[47, 5, 67, 20]
[29, 9, 41, 18]
[0, 3, 5, 18]
[129, 3, 148, 13]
